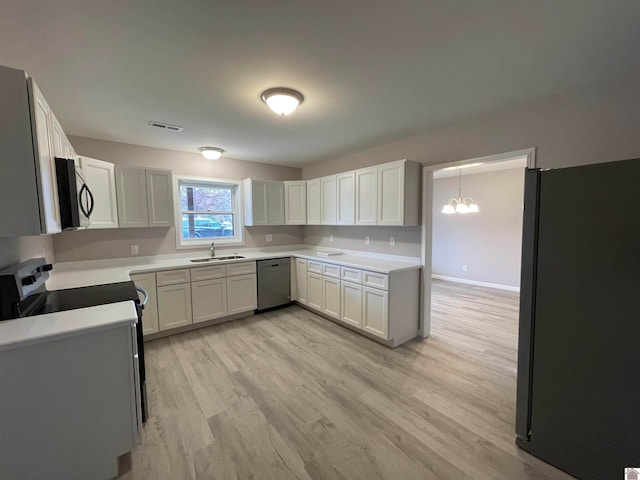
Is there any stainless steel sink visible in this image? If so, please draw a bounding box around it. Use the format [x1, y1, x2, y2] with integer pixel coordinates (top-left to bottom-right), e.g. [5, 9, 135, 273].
[190, 255, 245, 263]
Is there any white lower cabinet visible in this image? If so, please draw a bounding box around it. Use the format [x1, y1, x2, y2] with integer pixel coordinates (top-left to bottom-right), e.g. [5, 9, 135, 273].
[340, 281, 362, 328]
[322, 277, 341, 319]
[307, 272, 323, 310]
[157, 283, 192, 331]
[226, 274, 257, 314]
[192, 278, 227, 323]
[295, 258, 307, 305]
[298, 260, 419, 346]
[130, 273, 159, 336]
[362, 286, 389, 339]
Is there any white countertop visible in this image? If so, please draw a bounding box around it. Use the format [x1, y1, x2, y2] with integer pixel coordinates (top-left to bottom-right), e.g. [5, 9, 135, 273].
[47, 245, 422, 290]
[0, 301, 138, 352]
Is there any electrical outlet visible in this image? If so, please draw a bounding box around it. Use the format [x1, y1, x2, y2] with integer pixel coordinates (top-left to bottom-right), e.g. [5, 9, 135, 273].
[131, 245, 139, 255]
[365, 236, 370, 245]
[330, 234, 334, 242]
[390, 236, 395, 246]
[266, 234, 273, 242]
[462, 264, 468, 272]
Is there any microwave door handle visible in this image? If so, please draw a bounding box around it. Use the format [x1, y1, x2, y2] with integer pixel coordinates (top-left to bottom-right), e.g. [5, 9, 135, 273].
[79, 184, 95, 218]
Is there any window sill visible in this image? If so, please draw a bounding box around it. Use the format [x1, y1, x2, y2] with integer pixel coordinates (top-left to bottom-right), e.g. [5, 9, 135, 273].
[176, 238, 245, 250]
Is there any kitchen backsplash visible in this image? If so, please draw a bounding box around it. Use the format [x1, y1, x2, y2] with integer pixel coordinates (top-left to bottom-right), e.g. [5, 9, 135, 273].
[53, 225, 304, 263]
[0, 235, 55, 269]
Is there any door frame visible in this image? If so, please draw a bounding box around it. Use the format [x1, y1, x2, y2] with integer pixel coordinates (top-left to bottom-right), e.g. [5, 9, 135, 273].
[418, 148, 536, 338]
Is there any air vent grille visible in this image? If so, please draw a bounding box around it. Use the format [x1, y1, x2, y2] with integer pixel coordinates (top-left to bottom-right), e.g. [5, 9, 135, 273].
[148, 121, 183, 132]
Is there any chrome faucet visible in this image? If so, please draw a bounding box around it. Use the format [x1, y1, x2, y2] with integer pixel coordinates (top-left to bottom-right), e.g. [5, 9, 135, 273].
[210, 241, 216, 258]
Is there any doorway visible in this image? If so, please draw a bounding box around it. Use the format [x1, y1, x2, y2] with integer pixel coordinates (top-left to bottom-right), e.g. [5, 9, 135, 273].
[419, 148, 535, 338]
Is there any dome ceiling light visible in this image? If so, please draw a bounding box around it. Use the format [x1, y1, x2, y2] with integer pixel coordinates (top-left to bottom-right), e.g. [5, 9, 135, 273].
[261, 87, 304, 116]
[199, 147, 224, 160]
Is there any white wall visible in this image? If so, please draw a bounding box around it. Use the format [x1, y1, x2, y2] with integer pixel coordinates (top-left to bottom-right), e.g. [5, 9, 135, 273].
[432, 168, 524, 288]
[53, 137, 303, 262]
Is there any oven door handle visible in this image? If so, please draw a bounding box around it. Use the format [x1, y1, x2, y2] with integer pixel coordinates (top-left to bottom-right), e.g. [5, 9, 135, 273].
[136, 286, 148, 309]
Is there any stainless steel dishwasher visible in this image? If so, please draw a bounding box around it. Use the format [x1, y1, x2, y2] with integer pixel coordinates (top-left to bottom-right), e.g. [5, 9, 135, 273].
[256, 258, 291, 311]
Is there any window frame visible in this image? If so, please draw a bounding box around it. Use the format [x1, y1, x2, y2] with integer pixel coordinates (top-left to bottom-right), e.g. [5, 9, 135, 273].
[173, 175, 244, 249]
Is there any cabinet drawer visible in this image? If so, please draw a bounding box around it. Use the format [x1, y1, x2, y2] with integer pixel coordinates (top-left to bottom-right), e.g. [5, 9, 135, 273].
[362, 271, 389, 290]
[226, 261, 256, 277]
[307, 260, 323, 274]
[156, 268, 190, 286]
[322, 263, 340, 279]
[191, 264, 226, 281]
[340, 267, 362, 284]
[296, 258, 307, 268]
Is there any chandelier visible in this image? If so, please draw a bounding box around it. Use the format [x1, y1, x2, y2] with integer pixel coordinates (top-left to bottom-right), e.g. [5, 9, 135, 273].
[441, 169, 479, 214]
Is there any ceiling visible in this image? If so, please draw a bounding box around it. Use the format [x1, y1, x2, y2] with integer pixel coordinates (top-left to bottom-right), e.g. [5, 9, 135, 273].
[1, 1, 639, 167]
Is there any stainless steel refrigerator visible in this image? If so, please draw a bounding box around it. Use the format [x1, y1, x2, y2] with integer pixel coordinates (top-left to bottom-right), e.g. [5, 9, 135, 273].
[516, 158, 640, 479]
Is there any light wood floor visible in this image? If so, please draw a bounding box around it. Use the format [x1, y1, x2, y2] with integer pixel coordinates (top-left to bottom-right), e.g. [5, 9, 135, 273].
[119, 280, 574, 480]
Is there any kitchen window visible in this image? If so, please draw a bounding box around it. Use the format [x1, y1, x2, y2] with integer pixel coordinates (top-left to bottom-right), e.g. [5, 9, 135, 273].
[174, 176, 243, 248]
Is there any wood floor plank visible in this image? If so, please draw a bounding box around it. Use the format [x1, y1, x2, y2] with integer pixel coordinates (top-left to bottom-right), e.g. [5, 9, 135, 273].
[119, 280, 574, 480]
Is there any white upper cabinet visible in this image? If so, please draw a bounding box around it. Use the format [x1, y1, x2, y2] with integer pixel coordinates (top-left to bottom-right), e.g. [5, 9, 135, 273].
[355, 167, 377, 226]
[115, 166, 148, 228]
[321, 175, 337, 225]
[267, 181, 285, 225]
[306, 178, 321, 225]
[243, 179, 284, 226]
[336, 171, 355, 225]
[377, 160, 421, 226]
[284, 181, 306, 225]
[146, 169, 174, 227]
[80, 156, 119, 229]
[30, 79, 61, 234]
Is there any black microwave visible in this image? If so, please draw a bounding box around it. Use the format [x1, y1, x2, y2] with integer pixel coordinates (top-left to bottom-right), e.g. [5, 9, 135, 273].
[55, 157, 94, 229]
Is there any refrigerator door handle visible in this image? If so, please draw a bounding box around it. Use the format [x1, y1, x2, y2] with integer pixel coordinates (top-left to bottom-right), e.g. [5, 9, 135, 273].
[515, 168, 541, 445]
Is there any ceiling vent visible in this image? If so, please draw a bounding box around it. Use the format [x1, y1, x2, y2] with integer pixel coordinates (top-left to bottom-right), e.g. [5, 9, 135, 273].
[148, 121, 183, 132]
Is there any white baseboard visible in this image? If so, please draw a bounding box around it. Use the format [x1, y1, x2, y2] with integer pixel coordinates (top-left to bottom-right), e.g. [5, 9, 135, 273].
[431, 274, 520, 292]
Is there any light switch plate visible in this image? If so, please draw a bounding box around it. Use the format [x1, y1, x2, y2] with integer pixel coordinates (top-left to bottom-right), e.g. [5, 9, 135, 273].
[266, 234, 273, 242]
[131, 245, 139, 255]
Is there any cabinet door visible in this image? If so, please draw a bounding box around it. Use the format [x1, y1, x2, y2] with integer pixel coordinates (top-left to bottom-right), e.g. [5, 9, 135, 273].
[284, 181, 306, 225]
[362, 286, 389, 339]
[245, 180, 268, 226]
[267, 181, 285, 225]
[377, 160, 405, 226]
[356, 167, 377, 226]
[29, 79, 61, 234]
[337, 172, 355, 225]
[307, 272, 323, 310]
[116, 166, 149, 228]
[306, 179, 321, 225]
[49, 112, 65, 158]
[80, 157, 119, 229]
[340, 281, 362, 328]
[322, 276, 341, 320]
[146, 169, 174, 227]
[157, 283, 192, 331]
[131, 273, 159, 336]
[321, 175, 337, 225]
[192, 278, 227, 323]
[295, 258, 307, 305]
[226, 273, 257, 314]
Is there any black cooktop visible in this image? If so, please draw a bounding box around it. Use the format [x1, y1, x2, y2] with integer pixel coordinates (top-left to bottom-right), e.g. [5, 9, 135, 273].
[38, 281, 139, 315]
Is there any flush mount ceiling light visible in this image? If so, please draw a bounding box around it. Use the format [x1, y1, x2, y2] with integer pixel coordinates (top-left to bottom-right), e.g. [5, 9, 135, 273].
[261, 87, 304, 116]
[442, 169, 479, 214]
[199, 147, 224, 160]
